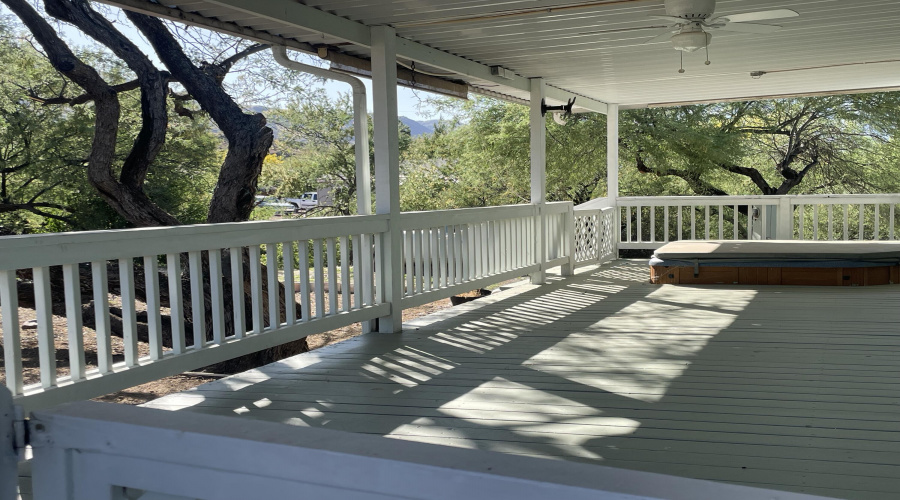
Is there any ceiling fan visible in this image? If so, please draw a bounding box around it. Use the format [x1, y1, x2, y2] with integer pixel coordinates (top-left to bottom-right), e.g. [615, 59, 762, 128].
[644, 0, 799, 71]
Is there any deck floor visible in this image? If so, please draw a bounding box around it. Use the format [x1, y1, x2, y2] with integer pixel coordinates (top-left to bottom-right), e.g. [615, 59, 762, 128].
[146, 260, 900, 499]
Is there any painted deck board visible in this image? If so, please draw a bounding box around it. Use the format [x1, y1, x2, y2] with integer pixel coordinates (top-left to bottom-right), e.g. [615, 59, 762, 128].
[145, 260, 900, 499]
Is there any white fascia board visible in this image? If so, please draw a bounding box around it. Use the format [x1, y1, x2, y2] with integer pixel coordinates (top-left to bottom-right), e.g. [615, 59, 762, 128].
[204, 0, 607, 113]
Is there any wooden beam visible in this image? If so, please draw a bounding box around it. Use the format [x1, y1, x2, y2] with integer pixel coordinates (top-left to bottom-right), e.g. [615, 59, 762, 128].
[199, 0, 607, 112]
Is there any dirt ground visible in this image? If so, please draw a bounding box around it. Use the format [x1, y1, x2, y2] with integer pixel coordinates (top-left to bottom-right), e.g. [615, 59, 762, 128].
[1, 283, 509, 406]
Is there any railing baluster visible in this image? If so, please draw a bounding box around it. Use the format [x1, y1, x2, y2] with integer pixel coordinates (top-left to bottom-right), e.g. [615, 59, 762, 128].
[229, 248, 246, 339]
[678, 206, 684, 241]
[457, 225, 465, 281]
[636, 206, 642, 243]
[360, 234, 373, 308]
[327, 238, 338, 315]
[208, 250, 225, 344]
[891, 205, 896, 240]
[119, 258, 139, 364]
[874, 205, 881, 240]
[843, 205, 850, 241]
[299, 241, 311, 321]
[761, 204, 768, 240]
[313, 239, 325, 319]
[626, 206, 632, 243]
[374, 233, 384, 305]
[462, 225, 471, 281]
[733, 205, 739, 240]
[403, 230, 413, 297]
[248, 245, 264, 334]
[437, 227, 447, 287]
[447, 226, 457, 285]
[650, 206, 656, 243]
[166, 253, 185, 355]
[90, 261, 112, 373]
[340, 236, 351, 312]
[144, 256, 163, 360]
[664, 206, 670, 242]
[283, 241, 297, 322]
[812, 205, 819, 241]
[859, 204, 865, 240]
[188, 251, 205, 350]
[62, 264, 85, 381]
[690, 206, 697, 240]
[1, 270, 23, 394]
[33, 267, 55, 388]
[266, 243, 280, 329]
[828, 206, 835, 241]
[798, 205, 806, 240]
[414, 230, 425, 294]
[704, 205, 710, 240]
[718, 205, 724, 240]
[426, 229, 436, 291]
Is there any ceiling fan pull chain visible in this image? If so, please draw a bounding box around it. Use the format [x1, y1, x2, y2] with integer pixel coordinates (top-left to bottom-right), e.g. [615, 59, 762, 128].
[705, 45, 711, 65]
[678, 51, 685, 74]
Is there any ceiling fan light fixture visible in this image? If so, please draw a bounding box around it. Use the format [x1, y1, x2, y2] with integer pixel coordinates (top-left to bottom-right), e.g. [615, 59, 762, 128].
[670, 30, 712, 52]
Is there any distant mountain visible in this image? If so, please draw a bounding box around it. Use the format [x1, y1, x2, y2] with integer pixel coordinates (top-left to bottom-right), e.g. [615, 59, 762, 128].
[400, 116, 436, 137]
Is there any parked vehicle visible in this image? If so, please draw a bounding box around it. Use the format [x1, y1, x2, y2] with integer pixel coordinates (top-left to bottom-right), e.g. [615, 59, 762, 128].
[254, 195, 296, 213]
[285, 192, 318, 211]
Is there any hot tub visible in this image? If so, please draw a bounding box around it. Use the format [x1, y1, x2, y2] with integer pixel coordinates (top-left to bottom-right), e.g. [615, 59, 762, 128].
[650, 240, 900, 286]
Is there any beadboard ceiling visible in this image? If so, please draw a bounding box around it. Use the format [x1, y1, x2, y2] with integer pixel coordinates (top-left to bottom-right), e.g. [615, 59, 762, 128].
[105, 0, 900, 107]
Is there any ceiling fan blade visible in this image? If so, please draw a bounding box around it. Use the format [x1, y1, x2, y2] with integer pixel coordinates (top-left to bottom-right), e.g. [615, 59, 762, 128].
[648, 15, 690, 24]
[714, 9, 799, 24]
[644, 30, 678, 44]
[713, 22, 783, 34]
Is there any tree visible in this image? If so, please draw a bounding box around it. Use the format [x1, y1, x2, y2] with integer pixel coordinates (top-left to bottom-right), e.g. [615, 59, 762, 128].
[622, 94, 900, 197]
[1, 0, 310, 369]
[0, 21, 220, 234]
[262, 91, 410, 215]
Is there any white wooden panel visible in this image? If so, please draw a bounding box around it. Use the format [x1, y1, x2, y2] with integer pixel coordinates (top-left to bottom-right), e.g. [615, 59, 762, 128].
[283, 241, 297, 322]
[167, 254, 186, 355]
[340, 236, 351, 313]
[248, 246, 264, 334]
[62, 264, 85, 381]
[187, 251, 205, 350]
[299, 241, 311, 322]
[119, 258, 139, 366]
[314, 240, 325, 319]
[32, 267, 55, 388]
[0, 270, 23, 394]
[327, 238, 338, 316]
[229, 248, 246, 339]
[90, 262, 112, 374]
[208, 250, 225, 345]
[144, 256, 163, 361]
[267, 243, 281, 330]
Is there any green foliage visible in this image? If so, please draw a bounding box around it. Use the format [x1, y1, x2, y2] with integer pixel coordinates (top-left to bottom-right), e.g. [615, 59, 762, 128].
[262, 91, 411, 215]
[0, 18, 220, 233]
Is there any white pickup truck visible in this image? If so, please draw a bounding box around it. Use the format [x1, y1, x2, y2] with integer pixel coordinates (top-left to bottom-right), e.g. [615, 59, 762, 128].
[284, 192, 319, 211]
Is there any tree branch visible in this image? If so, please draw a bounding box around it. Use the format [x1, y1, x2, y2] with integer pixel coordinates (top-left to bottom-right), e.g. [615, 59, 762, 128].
[721, 164, 775, 195]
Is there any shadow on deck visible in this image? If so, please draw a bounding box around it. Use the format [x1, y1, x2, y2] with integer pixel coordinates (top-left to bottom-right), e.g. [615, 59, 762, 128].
[145, 260, 900, 500]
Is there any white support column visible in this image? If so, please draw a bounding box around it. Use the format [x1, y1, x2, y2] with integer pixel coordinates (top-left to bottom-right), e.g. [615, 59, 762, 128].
[607, 103, 620, 256]
[607, 103, 619, 202]
[529, 78, 547, 285]
[371, 25, 403, 333]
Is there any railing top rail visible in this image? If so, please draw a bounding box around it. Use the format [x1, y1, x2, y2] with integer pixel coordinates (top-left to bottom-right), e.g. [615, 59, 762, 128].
[0, 214, 388, 270]
[616, 195, 781, 205]
[398, 202, 571, 230]
[616, 193, 900, 205]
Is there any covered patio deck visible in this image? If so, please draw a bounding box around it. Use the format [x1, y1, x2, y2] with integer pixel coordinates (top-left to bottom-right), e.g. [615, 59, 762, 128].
[143, 260, 900, 500]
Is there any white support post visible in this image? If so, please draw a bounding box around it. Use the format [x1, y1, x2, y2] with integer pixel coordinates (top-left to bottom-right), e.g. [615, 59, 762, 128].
[530, 78, 547, 285]
[371, 25, 403, 333]
[777, 196, 793, 240]
[607, 103, 620, 255]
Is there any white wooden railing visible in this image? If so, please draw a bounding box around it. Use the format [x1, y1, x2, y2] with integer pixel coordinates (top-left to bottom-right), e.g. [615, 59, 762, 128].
[573, 207, 617, 266]
[615, 194, 900, 249]
[0, 215, 389, 412]
[399, 202, 574, 308]
[0, 204, 583, 412]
